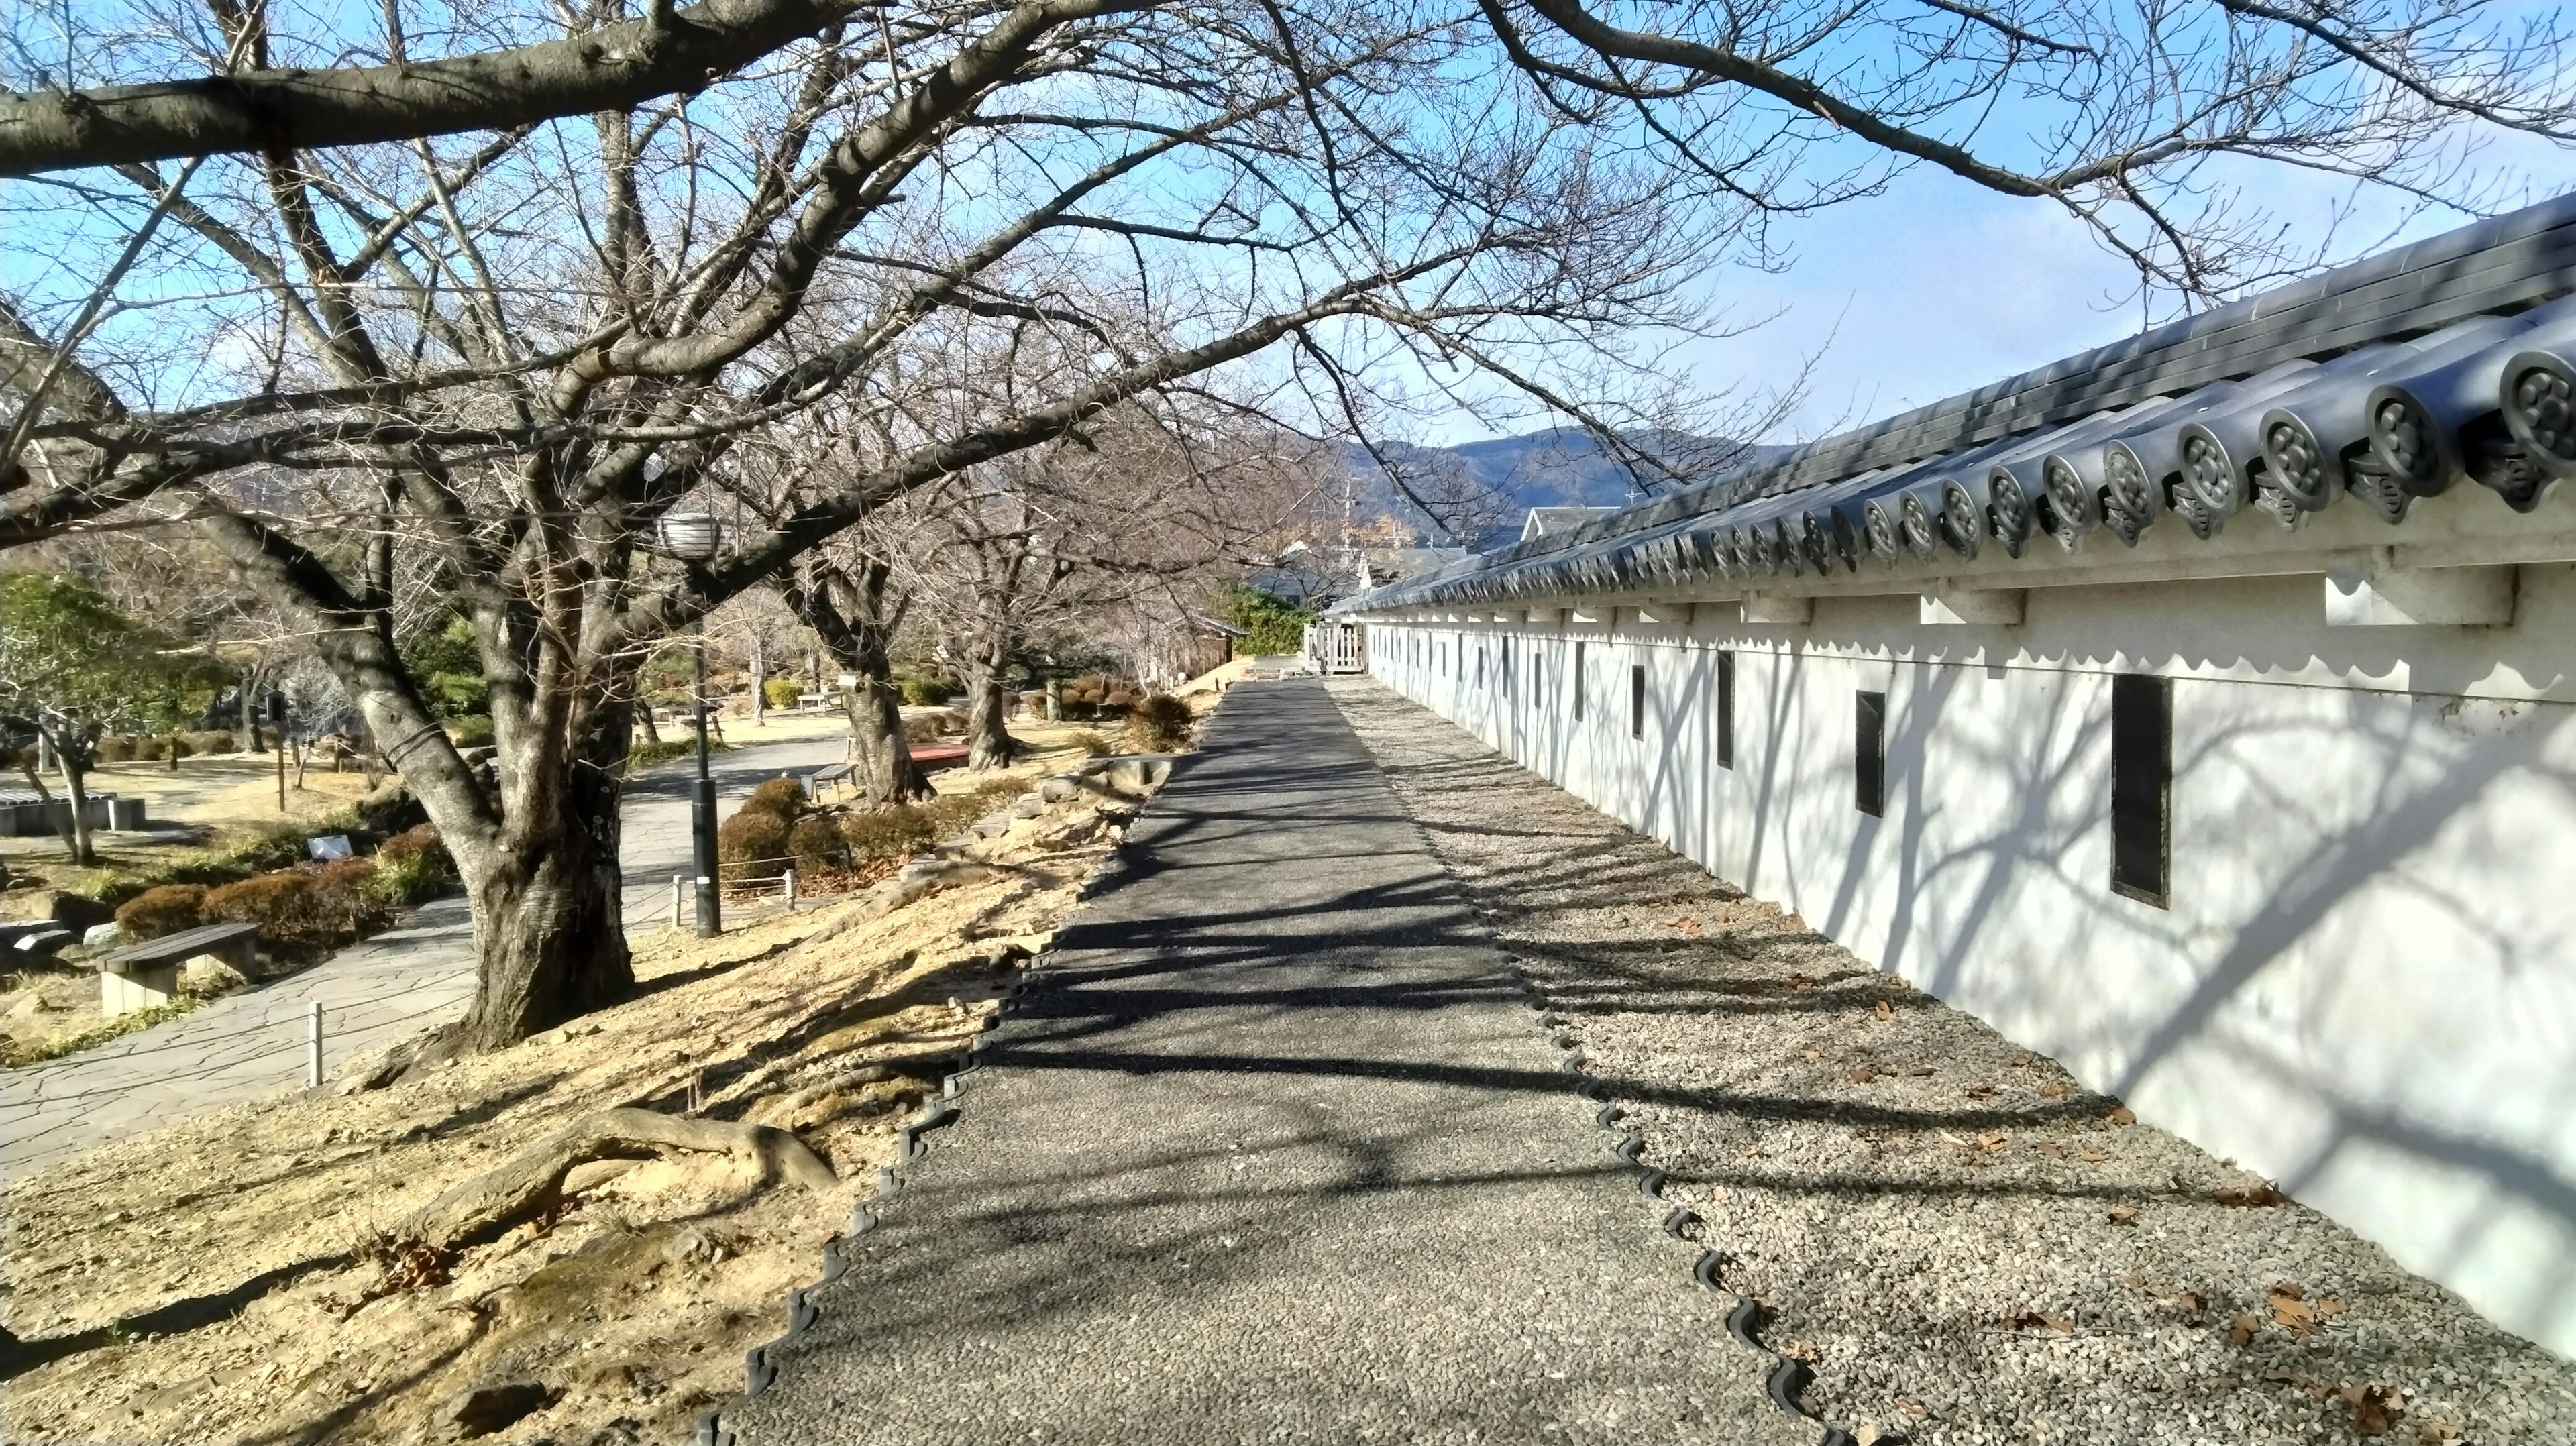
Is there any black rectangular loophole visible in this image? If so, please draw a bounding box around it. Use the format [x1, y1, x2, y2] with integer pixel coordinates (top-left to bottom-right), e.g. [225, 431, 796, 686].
[1855, 690, 1886, 817]
[1573, 642, 1586, 720]
[1629, 664, 1646, 740]
[1715, 651, 1736, 769]
[2111, 673, 2172, 907]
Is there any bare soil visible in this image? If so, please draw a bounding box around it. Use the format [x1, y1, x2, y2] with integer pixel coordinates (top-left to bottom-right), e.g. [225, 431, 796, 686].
[1, 779, 1142, 1446]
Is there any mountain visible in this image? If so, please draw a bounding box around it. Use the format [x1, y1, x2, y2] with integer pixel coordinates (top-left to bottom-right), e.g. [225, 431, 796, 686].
[1344, 427, 1794, 550]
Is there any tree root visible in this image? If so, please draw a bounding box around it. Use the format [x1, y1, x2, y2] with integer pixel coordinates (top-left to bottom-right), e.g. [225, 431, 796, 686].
[400, 1107, 836, 1250]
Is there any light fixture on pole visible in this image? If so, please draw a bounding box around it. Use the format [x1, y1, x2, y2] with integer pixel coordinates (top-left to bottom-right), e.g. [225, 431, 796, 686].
[657, 511, 726, 938]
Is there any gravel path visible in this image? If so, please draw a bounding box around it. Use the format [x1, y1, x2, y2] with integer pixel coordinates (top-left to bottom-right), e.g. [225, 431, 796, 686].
[724, 679, 1813, 1446]
[1329, 677, 2576, 1446]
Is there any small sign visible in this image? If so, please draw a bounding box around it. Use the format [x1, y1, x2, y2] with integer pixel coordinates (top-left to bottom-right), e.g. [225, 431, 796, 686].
[307, 834, 354, 861]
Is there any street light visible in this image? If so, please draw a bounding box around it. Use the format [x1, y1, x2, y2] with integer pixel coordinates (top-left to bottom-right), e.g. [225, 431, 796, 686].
[657, 511, 725, 938]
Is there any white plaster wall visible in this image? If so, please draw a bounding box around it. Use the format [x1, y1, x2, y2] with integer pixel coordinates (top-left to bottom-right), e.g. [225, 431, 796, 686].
[1360, 566, 2576, 1356]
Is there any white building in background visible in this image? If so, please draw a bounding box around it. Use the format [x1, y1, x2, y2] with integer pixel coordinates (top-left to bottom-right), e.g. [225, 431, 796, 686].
[1333, 196, 2576, 1355]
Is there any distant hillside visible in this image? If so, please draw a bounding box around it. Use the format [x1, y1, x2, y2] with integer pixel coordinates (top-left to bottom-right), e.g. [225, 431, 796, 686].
[1346, 427, 1792, 549]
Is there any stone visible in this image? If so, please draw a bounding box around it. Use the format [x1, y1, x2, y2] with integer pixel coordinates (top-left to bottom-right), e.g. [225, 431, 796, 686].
[7, 991, 52, 1018]
[1010, 795, 1044, 819]
[179, 955, 249, 996]
[82, 922, 121, 951]
[1039, 775, 1081, 803]
[441, 1381, 552, 1439]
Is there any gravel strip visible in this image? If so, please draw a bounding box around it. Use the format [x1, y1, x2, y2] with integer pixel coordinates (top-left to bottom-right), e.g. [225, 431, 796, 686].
[1330, 677, 2576, 1446]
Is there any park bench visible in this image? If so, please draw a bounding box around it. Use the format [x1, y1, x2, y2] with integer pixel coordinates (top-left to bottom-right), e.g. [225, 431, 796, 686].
[91, 922, 260, 1017]
[806, 760, 855, 803]
[910, 744, 968, 773]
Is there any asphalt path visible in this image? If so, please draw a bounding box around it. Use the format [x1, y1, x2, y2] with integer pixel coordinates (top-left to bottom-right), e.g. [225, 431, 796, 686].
[0, 730, 851, 1176]
[723, 679, 1805, 1446]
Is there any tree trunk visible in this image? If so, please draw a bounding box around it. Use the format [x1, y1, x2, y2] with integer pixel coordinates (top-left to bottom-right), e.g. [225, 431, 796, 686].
[55, 744, 95, 867]
[449, 702, 633, 1050]
[636, 703, 662, 744]
[963, 631, 1018, 769]
[243, 670, 266, 752]
[749, 632, 766, 728]
[792, 559, 930, 807]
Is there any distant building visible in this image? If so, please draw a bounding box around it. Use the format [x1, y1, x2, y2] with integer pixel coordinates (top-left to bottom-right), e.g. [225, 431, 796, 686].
[1334, 195, 2576, 1355]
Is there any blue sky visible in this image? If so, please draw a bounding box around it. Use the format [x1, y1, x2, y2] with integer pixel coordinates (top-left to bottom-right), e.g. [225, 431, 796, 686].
[1507, 144, 2576, 451]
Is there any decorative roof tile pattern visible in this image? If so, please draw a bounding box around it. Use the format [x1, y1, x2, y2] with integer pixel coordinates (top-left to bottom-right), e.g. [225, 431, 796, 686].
[1344, 195, 2576, 611]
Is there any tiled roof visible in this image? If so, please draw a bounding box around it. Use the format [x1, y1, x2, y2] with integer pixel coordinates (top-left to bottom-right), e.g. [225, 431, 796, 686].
[1342, 195, 2576, 611]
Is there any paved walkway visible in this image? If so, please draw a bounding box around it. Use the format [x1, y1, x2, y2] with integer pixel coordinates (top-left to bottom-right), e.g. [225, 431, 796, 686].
[0, 732, 851, 1176]
[724, 679, 1807, 1446]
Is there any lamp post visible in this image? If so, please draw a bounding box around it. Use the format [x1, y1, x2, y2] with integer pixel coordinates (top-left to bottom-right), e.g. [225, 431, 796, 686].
[658, 512, 725, 938]
[268, 689, 287, 812]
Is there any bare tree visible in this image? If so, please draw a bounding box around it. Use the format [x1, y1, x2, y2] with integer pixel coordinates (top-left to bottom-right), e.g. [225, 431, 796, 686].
[0, 0, 2567, 1058]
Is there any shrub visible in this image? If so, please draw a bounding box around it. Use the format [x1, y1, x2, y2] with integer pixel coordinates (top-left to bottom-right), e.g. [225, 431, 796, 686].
[744, 777, 807, 818]
[1019, 689, 1049, 716]
[900, 714, 943, 746]
[1069, 728, 1112, 756]
[785, 814, 849, 875]
[117, 884, 207, 942]
[898, 675, 953, 706]
[763, 678, 803, 710]
[368, 824, 453, 906]
[1128, 693, 1193, 751]
[184, 730, 241, 755]
[203, 871, 345, 950]
[93, 735, 133, 763]
[1096, 696, 1133, 721]
[918, 778, 1029, 836]
[837, 805, 936, 862]
[716, 807, 791, 879]
[1060, 697, 1095, 721]
[448, 716, 496, 748]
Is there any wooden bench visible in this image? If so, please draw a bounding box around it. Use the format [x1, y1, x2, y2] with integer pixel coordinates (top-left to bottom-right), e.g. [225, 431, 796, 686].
[91, 922, 260, 1017]
[806, 760, 856, 802]
[910, 744, 969, 773]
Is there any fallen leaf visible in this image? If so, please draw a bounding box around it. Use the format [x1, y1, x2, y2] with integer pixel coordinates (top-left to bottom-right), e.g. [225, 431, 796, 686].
[2105, 1204, 2138, 1225]
[1802, 1049, 1822, 1062]
[2317, 1298, 2347, 1317]
[2215, 1182, 2290, 1208]
[1780, 1341, 1818, 1362]
[2004, 1308, 2072, 1333]
[1936, 1131, 1970, 1150]
[2108, 1106, 2136, 1125]
[2082, 1148, 2108, 1163]
[1965, 1084, 1997, 1100]
[2033, 1141, 2064, 1158]
[2345, 1382, 2400, 1437]
[1975, 1131, 2007, 1151]
[2415, 1419, 2462, 1443]
[2228, 1313, 2261, 1347]
[1907, 1065, 1935, 1076]
[1848, 1067, 1876, 1084]
[1896, 1399, 1928, 1418]
[1790, 976, 1815, 993]
[2176, 1291, 2208, 1325]
[2268, 1290, 2320, 1334]
[1874, 1000, 1893, 1021]
[2041, 1082, 2069, 1099]
[1664, 915, 1704, 936]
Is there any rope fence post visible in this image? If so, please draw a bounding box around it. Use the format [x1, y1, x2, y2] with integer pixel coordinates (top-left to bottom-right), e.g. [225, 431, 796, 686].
[306, 1001, 323, 1088]
[672, 875, 686, 932]
[784, 867, 798, 911]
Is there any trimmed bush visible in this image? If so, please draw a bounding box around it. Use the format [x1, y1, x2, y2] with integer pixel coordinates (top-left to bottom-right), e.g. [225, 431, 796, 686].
[837, 805, 935, 862]
[1019, 689, 1049, 716]
[369, 824, 453, 906]
[116, 884, 207, 942]
[716, 808, 791, 879]
[184, 730, 242, 755]
[763, 678, 802, 710]
[1069, 728, 1112, 757]
[898, 675, 953, 706]
[93, 736, 133, 763]
[203, 870, 364, 951]
[745, 777, 807, 818]
[786, 814, 849, 875]
[1128, 693, 1193, 751]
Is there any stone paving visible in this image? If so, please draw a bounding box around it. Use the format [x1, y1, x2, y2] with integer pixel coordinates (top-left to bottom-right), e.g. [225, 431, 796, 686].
[722, 678, 1809, 1446]
[0, 733, 850, 1176]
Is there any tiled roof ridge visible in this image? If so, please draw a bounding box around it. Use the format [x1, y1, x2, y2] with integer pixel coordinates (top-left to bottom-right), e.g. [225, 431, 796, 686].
[1355, 191, 2576, 608]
